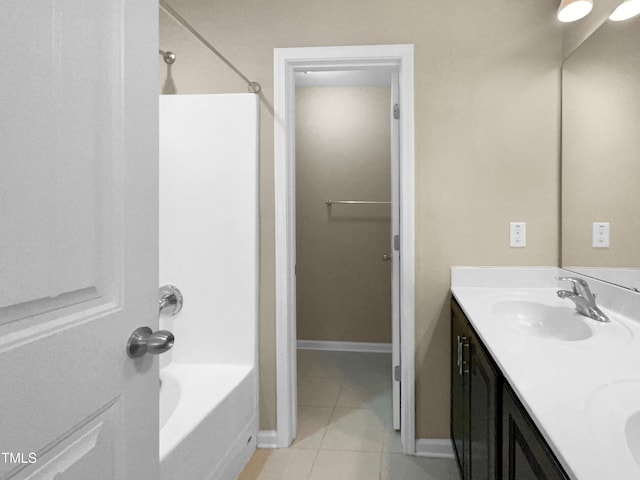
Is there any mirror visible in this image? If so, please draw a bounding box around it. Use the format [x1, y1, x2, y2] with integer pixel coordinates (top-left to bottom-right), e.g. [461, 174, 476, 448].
[561, 12, 640, 292]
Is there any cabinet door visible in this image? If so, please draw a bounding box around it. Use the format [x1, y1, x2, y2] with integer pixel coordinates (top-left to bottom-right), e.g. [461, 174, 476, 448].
[451, 300, 468, 478]
[468, 330, 500, 480]
[502, 385, 569, 480]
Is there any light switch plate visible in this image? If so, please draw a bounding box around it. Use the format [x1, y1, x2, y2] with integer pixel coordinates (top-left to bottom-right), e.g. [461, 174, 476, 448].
[510, 222, 526, 248]
[593, 222, 610, 248]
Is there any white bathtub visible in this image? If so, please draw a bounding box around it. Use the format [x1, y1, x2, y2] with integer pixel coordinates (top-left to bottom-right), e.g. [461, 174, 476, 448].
[159, 364, 257, 480]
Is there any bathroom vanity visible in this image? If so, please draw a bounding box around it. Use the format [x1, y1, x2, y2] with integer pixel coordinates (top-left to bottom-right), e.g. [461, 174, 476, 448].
[451, 298, 568, 479]
[450, 267, 640, 480]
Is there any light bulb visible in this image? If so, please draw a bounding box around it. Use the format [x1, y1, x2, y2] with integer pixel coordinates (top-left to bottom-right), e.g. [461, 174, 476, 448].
[609, 0, 640, 21]
[557, 0, 594, 22]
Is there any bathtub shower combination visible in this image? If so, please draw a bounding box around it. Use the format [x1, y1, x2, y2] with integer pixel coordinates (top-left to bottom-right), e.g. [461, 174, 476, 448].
[159, 94, 259, 480]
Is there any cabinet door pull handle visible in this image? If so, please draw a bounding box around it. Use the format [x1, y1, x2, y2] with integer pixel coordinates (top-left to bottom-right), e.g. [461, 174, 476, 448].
[459, 335, 468, 376]
[462, 340, 470, 374]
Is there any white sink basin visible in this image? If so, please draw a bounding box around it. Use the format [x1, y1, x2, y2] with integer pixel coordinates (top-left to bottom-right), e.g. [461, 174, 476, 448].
[586, 380, 640, 473]
[626, 411, 640, 469]
[492, 300, 593, 341]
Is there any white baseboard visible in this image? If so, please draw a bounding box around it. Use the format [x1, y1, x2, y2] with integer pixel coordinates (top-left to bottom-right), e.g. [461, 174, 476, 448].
[257, 430, 278, 449]
[297, 340, 392, 353]
[415, 438, 455, 459]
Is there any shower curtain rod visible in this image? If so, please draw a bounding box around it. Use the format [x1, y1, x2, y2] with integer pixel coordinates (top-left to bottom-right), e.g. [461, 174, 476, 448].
[159, 0, 261, 94]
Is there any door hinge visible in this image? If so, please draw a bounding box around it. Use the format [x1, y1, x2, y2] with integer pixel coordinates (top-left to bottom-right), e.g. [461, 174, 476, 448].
[394, 235, 400, 251]
[394, 365, 401, 382]
[294, 264, 297, 275]
[393, 103, 400, 120]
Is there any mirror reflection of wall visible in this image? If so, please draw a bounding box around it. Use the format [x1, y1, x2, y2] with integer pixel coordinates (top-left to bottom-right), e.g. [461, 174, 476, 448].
[562, 13, 640, 292]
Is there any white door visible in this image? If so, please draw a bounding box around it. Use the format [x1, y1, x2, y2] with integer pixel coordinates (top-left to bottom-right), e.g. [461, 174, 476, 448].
[390, 72, 402, 431]
[0, 2, 159, 479]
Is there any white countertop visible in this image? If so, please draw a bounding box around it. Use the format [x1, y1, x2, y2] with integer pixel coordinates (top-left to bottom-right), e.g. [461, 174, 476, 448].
[451, 267, 640, 480]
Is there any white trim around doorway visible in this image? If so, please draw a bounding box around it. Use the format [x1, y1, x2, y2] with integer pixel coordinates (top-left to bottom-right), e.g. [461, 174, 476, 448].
[273, 44, 416, 454]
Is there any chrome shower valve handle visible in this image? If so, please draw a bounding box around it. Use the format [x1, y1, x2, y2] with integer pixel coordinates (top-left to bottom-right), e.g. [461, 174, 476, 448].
[159, 285, 183, 316]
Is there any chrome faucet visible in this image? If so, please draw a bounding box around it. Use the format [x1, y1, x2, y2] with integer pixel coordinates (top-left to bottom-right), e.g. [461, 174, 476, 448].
[556, 277, 609, 323]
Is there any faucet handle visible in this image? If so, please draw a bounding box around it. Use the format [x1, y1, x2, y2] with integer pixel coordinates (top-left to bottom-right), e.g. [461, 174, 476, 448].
[557, 276, 588, 287]
[556, 277, 593, 299]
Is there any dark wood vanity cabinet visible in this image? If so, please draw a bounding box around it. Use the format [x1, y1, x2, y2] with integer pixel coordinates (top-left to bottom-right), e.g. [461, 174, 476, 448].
[451, 301, 468, 475]
[451, 297, 569, 480]
[451, 299, 500, 480]
[502, 385, 569, 480]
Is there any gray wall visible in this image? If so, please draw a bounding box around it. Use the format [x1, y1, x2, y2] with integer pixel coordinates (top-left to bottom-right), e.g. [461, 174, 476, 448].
[296, 86, 392, 344]
[561, 0, 620, 58]
[562, 15, 640, 269]
[160, 0, 563, 439]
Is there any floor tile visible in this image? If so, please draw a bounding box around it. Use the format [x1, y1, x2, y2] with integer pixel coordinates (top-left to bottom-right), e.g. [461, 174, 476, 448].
[321, 407, 385, 452]
[305, 350, 350, 378]
[309, 450, 381, 480]
[297, 349, 318, 379]
[336, 372, 391, 409]
[241, 351, 421, 479]
[298, 376, 343, 407]
[383, 429, 404, 454]
[298, 349, 318, 367]
[449, 460, 462, 480]
[299, 350, 392, 379]
[380, 453, 453, 480]
[291, 406, 333, 449]
[372, 389, 394, 423]
[340, 352, 392, 380]
[237, 448, 317, 480]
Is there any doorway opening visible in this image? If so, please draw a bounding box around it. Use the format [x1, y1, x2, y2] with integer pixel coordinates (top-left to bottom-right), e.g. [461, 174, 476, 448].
[273, 45, 415, 454]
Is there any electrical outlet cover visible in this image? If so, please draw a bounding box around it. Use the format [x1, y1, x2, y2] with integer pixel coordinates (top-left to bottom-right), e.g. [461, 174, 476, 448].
[510, 222, 526, 248]
[593, 222, 610, 248]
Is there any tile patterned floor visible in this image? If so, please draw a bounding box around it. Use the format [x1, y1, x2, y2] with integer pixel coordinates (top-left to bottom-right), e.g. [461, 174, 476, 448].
[239, 350, 461, 480]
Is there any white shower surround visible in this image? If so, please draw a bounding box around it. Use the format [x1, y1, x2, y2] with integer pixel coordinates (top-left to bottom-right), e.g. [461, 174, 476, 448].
[158, 94, 259, 480]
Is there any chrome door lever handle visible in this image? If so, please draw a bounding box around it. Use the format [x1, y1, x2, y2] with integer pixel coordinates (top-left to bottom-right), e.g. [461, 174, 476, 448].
[127, 327, 175, 358]
[382, 254, 392, 262]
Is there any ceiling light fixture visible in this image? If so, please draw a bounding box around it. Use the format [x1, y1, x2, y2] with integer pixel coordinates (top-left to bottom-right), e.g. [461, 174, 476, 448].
[609, 0, 640, 20]
[557, 0, 593, 22]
